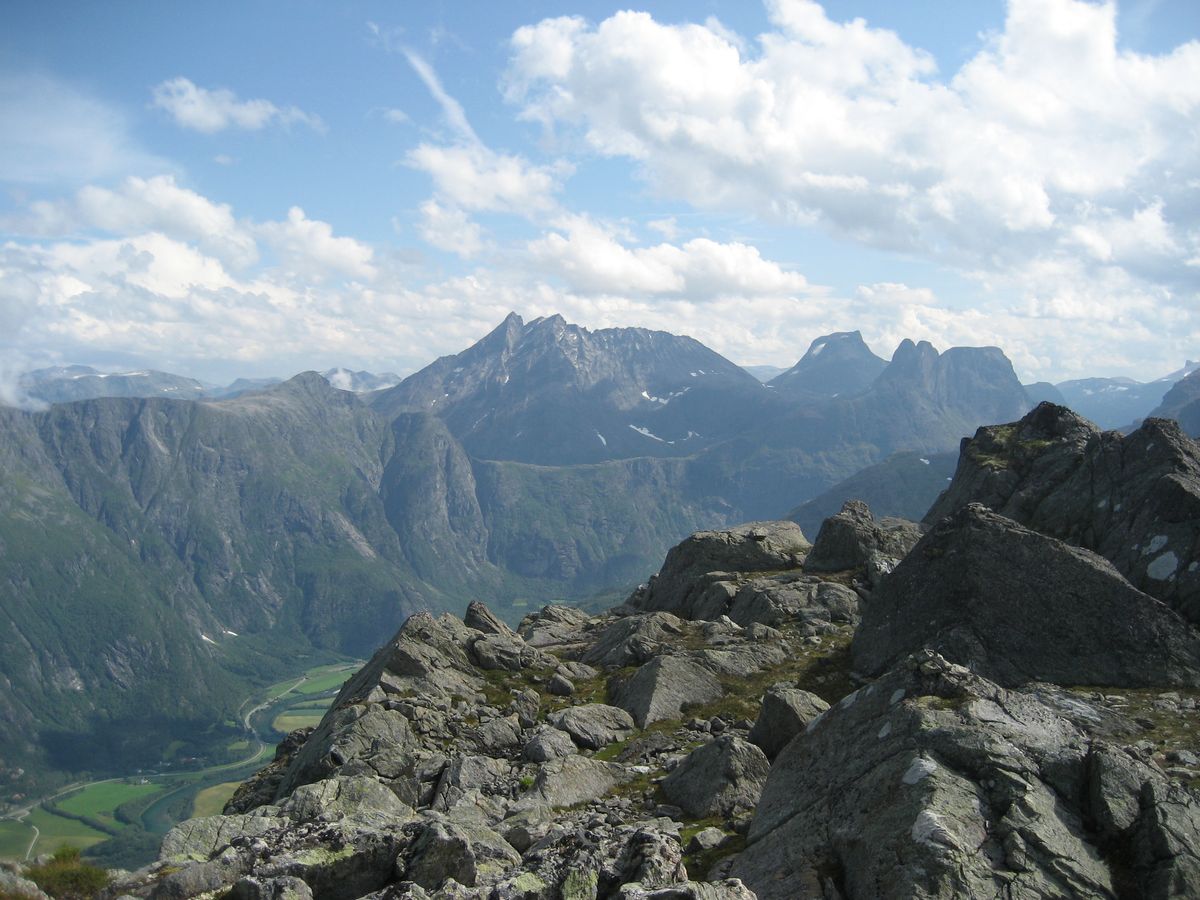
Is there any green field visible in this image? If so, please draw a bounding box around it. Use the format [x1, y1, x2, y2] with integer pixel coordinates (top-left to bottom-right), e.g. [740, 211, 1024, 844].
[0, 820, 34, 860]
[272, 711, 326, 733]
[56, 781, 163, 829]
[27, 807, 110, 852]
[191, 781, 242, 818]
[295, 669, 353, 695]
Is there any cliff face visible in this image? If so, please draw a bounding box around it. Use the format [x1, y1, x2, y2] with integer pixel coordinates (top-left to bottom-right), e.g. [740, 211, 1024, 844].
[98, 410, 1200, 899]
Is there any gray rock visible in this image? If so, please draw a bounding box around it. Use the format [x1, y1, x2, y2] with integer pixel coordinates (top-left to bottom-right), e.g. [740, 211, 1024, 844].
[925, 404, 1200, 624]
[228, 876, 314, 900]
[731, 650, 1200, 900]
[471, 714, 523, 754]
[581, 613, 686, 668]
[616, 881, 756, 900]
[686, 827, 728, 853]
[470, 633, 555, 672]
[804, 499, 921, 573]
[627, 522, 810, 619]
[431, 755, 509, 812]
[280, 775, 415, 828]
[723, 575, 859, 629]
[401, 822, 480, 890]
[548, 673, 575, 696]
[517, 605, 592, 649]
[463, 601, 513, 637]
[523, 726, 577, 763]
[660, 736, 769, 818]
[514, 755, 627, 810]
[548, 704, 636, 750]
[160, 814, 283, 863]
[508, 689, 540, 729]
[747, 685, 830, 759]
[853, 503, 1200, 688]
[609, 656, 724, 728]
[0, 869, 47, 900]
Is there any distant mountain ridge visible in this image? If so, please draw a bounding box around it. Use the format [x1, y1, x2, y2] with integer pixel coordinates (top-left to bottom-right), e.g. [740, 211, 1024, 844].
[0, 312, 1143, 798]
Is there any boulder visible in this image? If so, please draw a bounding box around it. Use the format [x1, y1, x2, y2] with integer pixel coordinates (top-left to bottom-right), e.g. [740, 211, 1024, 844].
[730, 650, 1200, 900]
[609, 656, 724, 728]
[581, 613, 686, 668]
[804, 500, 921, 573]
[853, 504, 1200, 688]
[517, 605, 592, 648]
[514, 755, 627, 810]
[627, 522, 810, 619]
[548, 673, 575, 696]
[616, 881, 756, 900]
[548, 704, 636, 750]
[469, 633, 555, 672]
[399, 819, 520, 891]
[228, 876, 314, 900]
[463, 601, 513, 637]
[522, 726, 577, 763]
[660, 736, 769, 818]
[926, 404, 1200, 624]
[747, 685, 830, 759]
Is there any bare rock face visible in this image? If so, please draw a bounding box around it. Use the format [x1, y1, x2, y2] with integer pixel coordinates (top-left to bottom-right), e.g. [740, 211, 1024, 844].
[747, 684, 830, 760]
[926, 403, 1200, 624]
[609, 656, 724, 728]
[661, 735, 769, 819]
[626, 521, 811, 618]
[853, 504, 1200, 688]
[803, 499, 922, 574]
[731, 651, 1200, 900]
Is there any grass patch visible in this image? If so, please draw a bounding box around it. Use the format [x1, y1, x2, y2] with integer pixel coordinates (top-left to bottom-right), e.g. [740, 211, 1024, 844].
[272, 712, 326, 733]
[24, 845, 110, 899]
[56, 781, 162, 830]
[0, 819, 35, 861]
[26, 808, 109, 852]
[190, 781, 242, 818]
[295, 670, 354, 695]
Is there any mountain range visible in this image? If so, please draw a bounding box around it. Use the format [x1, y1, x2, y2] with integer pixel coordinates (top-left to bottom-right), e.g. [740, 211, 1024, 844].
[0, 313, 1194, 799]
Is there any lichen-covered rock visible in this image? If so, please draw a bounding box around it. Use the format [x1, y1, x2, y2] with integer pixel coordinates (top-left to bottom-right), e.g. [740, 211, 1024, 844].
[731, 651, 1200, 900]
[853, 504, 1200, 688]
[582, 613, 686, 668]
[660, 736, 768, 818]
[513, 755, 628, 811]
[926, 403, 1200, 624]
[747, 684, 830, 759]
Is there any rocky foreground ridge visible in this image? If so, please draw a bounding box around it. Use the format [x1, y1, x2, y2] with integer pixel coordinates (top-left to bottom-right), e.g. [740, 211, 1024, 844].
[13, 403, 1195, 899]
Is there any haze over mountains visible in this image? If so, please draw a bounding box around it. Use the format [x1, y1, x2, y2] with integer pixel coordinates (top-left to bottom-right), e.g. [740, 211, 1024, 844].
[1, 313, 1196, 802]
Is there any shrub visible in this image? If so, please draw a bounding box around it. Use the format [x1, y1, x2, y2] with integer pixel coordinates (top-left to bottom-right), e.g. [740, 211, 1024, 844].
[24, 846, 110, 899]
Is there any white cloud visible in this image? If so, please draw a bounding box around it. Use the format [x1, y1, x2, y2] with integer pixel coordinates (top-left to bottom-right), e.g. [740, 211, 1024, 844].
[257, 207, 377, 281]
[151, 77, 325, 134]
[407, 141, 570, 216]
[527, 215, 812, 299]
[0, 74, 169, 185]
[15, 175, 258, 268]
[417, 200, 488, 257]
[403, 49, 478, 143]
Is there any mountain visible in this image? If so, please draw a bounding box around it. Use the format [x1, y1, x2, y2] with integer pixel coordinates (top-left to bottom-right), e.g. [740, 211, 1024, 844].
[1145, 369, 1200, 436]
[370, 313, 767, 465]
[742, 364, 785, 382]
[0, 315, 1038, 799]
[1052, 359, 1200, 430]
[787, 450, 957, 537]
[18, 366, 208, 405]
[766, 330, 887, 400]
[1022, 380, 1065, 405]
[322, 368, 401, 393]
[203, 377, 283, 398]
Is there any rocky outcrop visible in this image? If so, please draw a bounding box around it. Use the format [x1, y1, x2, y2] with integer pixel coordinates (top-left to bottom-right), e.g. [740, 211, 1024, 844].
[105, 485, 1200, 900]
[626, 522, 811, 619]
[853, 504, 1200, 688]
[803, 500, 922, 584]
[731, 651, 1200, 900]
[926, 402, 1200, 623]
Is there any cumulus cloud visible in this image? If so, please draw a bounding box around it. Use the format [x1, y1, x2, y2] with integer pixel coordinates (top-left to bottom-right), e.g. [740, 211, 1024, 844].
[504, 1, 1200, 257]
[0, 74, 170, 185]
[417, 200, 488, 257]
[151, 77, 325, 133]
[14, 175, 258, 268]
[527, 215, 812, 299]
[257, 207, 377, 281]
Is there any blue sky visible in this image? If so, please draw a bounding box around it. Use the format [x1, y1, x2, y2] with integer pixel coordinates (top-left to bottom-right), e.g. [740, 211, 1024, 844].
[2, 0, 1198, 393]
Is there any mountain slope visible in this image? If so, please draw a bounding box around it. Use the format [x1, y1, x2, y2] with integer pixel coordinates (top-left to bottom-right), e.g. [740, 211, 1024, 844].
[766, 330, 887, 400]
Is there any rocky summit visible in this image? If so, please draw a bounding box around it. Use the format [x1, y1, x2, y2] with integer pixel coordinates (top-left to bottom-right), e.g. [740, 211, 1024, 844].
[54, 405, 1200, 899]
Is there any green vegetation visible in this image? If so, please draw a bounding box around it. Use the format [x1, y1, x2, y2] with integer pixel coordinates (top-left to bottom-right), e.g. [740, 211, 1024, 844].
[191, 781, 242, 818]
[26, 808, 109, 851]
[56, 781, 162, 830]
[0, 820, 34, 860]
[24, 846, 110, 899]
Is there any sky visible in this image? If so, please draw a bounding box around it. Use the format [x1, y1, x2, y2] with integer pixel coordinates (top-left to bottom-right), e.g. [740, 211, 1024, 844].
[2, 0, 1199, 394]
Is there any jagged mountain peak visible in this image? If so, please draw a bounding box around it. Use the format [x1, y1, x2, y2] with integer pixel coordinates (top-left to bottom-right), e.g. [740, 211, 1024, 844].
[768, 330, 887, 400]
